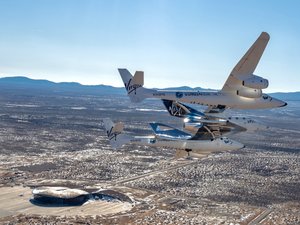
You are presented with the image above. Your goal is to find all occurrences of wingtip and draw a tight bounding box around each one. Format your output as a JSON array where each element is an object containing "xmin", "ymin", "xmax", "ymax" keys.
[{"xmin": 261, "ymin": 32, "xmax": 270, "ymax": 40}]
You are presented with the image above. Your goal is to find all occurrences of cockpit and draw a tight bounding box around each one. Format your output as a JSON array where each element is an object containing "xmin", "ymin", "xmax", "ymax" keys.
[
  {"xmin": 262, "ymin": 94, "xmax": 272, "ymax": 101},
  {"xmin": 220, "ymin": 137, "xmax": 231, "ymax": 144}
]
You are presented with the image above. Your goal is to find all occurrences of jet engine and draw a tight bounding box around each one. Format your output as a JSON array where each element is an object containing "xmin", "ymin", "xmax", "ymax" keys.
[
  {"xmin": 242, "ymin": 75, "xmax": 269, "ymax": 89},
  {"xmin": 237, "ymin": 88, "xmax": 262, "ymax": 98}
]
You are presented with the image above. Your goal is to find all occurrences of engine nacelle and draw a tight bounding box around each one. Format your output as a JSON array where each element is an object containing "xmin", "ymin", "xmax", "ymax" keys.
[
  {"xmin": 237, "ymin": 88, "xmax": 262, "ymax": 98},
  {"xmin": 183, "ymin": 122, "xmax": 202, "ymax": 133},
  {"xmin": 242, "ymin": 75, "xmax": 269, "ymax": 89}
]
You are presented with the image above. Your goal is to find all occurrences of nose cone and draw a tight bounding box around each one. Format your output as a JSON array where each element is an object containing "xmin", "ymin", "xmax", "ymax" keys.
[
  {"xmin": 273, "ymin": 97, "xmax": 287, "ymax": 108},
  {"xmin": 279, "ymin": 102, "xmax": 288, "ymax": 107},
  {"xmin": 232, "ymin": 141, "xmax": 245, "ymax": 150},
  {"xmin": 220, "ymin": 138, "xmax": 245, "ymax": 151}
]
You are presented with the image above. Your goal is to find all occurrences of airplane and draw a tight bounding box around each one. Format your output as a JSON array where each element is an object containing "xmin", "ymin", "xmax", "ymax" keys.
[
  {"xmin": 161, "ymin": 99, "xmax": 268, "ymax": 138},
  {"xmin": 103, "ymin": 118, "xmax": 245, "ymax": 158},
  {"xmin": 118, "ymin": 32, "xmax": 287, "ymax": 113}
]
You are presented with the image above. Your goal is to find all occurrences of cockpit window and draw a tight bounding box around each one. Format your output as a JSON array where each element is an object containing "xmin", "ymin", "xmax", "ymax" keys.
[{"xmin": 263, "ymin": 95, "xmax": 268, "ymax": 100}]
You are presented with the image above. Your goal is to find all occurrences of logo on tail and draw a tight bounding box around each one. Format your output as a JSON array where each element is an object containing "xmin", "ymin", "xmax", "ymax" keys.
[
  {"xmin": 102, "ymin": 118, "xmax": 131, "ymax": 149},
  {"xmin": 124, "ymin": 78, "xmax": 142, "ymax": 95},
  {"xmin": 118, "ymin": 69, "xmax": 147, "ymax": 103},
  {"xmin": 106, "ymin": 126, "xmax": 120, "ymax": 141}
]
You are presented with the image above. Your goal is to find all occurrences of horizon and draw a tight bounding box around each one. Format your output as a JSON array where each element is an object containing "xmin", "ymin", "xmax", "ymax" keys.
[
  {"xmin": 0, "ymin": 1, "xmax": 299, "ymax": 92},
  {"xmin": 0, "ymin": 75, "xmax": 298, "ymax": 93}
]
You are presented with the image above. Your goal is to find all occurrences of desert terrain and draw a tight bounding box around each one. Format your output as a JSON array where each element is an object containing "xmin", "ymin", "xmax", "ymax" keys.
[{"xmin": 0, "ymin": 88, "xmax": 299, "ymax": 224}]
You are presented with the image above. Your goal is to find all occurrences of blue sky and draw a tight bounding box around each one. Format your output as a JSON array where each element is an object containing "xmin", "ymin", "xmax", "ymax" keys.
[{"xmin": 0, "ymin": 0, "xmax": 299, "ymax": 92}]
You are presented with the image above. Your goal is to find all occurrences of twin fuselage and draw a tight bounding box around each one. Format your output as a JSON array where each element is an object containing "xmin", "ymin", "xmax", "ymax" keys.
[{"xmin": 141, "ymin": 88, "xmax": 286, "ymax": 109}]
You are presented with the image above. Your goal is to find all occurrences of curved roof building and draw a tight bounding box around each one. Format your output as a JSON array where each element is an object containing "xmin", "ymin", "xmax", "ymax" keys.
[
  {"xmin": 32, "ymin": 187, "xmax": 90, "ymax": 206},
  {"xmin": 31, "ymin": 186, "xmax": 133, "ymax": 206}
]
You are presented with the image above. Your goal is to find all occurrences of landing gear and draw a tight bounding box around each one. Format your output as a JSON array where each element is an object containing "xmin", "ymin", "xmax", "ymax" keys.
[
  {"xmin": 185, "ymin": 149, "xmax": 192, "ymax": 160},
  {"xmin": 175, "ymin": 149, "xmax": 193, "ymax": 160}
]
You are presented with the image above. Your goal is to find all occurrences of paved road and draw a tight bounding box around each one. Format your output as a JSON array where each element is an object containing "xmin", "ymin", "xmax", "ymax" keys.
[{"xmin": 248, "ymin": 208, "xmax": 273, "ymax": 225}]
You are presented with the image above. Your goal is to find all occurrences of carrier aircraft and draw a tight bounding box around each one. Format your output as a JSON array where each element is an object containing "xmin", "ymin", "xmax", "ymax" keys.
[{"xmin": 118, "ymin": 32, "xmax": 287, "ymax": 113}]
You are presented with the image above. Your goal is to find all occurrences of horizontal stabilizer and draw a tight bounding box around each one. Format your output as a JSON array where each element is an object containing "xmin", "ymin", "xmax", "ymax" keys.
[{"xmin": 110, "ymin": 134, "xmax": 131, "ymax": 149}]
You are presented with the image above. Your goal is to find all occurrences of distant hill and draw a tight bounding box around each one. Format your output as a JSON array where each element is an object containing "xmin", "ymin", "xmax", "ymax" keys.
[
  {"xmin": 269, "ymin": 92, "xmax": 300, "ymax": 101},
  {"xmin": 0, "ymin": 76, "xmax": 125, "ymax": 96},
  {"xmin": 160, "ymin": 86, "xmax": 214, "ymax": 91},
  {"xmin": 0, "ymin": 76, "xmax": 299, "ymax": 100},
  {"xmin": 0, "ymin": 76, "xmax": 212, "ymax": 96}
]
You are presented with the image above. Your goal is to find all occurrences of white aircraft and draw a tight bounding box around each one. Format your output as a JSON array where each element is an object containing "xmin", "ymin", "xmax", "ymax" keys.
[
  {"xmin": 162, "ymin": 100, "xmax": 268, "ymax": 138},
  {"xmin": 103, "ymin": 118, "xmax": 245, "ymax": 158},
  {"xmin": 118, "ymin": 32, "xmax": 287, "ymax": 113}
]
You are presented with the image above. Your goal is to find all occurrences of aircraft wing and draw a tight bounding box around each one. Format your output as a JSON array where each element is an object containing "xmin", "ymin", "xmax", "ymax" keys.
[
  {"xmin": 221, "ymin": 32, "xmax": 270, "ymax": 93},
  {"xmin": 149, "ymin": 123, "xmax": 192, "ymax": 140}
]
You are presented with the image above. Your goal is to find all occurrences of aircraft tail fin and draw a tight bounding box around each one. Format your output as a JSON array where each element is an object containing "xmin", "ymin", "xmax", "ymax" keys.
[
  {"xmin": 102, "ymin": 118, "xmax": 131, "ymax": 149},
  {"xmin": 118, "ymin": 68, "xmax": 147, "ymax": 103}
]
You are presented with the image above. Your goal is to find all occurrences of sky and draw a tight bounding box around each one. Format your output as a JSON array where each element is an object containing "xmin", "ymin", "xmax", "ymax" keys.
[{"xmin": 0, "ymin": 0, "xmax": 299, "ymax": 92}]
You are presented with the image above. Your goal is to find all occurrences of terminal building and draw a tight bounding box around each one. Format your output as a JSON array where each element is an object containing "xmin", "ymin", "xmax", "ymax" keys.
[
  {"xmin": 32, "ymin": 187, "xmax": 90, "ymax": 206},
  {"xmin": 31, "ymin": 186, "xmax": 132, "ymax": 206}
]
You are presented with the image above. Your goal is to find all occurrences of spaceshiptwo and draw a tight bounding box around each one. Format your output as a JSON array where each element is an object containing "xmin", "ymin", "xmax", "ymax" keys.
[
  {"xmin": 103, "ymin": 118, "xmax": 245, "ymax": 158},
  {"xmin": 104, "ymin": 32, "xmax": 286, "ymax": 158}
]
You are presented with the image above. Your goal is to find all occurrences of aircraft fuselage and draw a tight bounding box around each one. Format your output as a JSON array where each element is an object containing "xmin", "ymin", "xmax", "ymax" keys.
[
  {"xmin": 141, "ymin": 88, "xmax": 286, "ymax": 109},
  {"xmin": 131, "ymin": 136, "xmax": 244, "ymax": 153}
]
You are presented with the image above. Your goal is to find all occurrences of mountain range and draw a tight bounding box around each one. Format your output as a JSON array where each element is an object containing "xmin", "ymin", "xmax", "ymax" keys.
[{"xmin": 0, "ymin": 76, "xmax": 299, "ymax": 100}]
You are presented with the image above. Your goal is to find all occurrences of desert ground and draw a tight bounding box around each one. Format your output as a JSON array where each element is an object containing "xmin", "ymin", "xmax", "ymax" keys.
[{"xmin": 0, "ymin": 91, "xmax": 299, "ymax": 224}]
